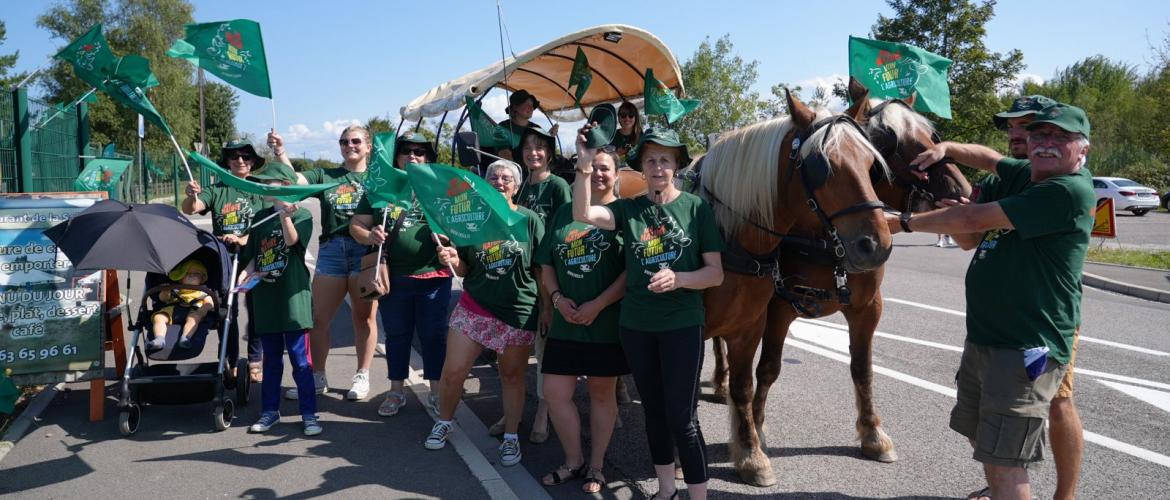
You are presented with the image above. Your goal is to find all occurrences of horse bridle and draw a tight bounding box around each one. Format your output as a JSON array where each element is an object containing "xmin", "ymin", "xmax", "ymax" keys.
[{"xmin": 865, "ymin": 99, "xmax": 951, "ymax": 213}]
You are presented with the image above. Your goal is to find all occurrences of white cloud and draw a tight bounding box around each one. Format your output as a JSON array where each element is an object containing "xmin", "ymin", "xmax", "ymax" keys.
[
  {"xmin": 323, "ymin": 119, "xmax": 363, "ymax": 136},
  {"xmin": 257, "ymin": 118, "xmax": 363, "ymax": 161},
  {"xmin": 794, "ymin": 73, "xmax": 848, "ymax": 112}
]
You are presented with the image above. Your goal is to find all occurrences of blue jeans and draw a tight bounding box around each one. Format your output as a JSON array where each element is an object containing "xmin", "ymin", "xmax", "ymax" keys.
[
  {"xmin": 261, "ymin": 330, "xmax": 316, "ymax": 417},
  {"xmin": 378, "ymin": 275, "xmax": 452, "ymax": 381},
  {"xmin": 315, "ymin": 235, "xmax": 366, "ymax": 277}
]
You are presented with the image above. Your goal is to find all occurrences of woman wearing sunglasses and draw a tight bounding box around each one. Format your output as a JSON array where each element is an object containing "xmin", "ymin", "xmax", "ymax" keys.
[
  {"xmin": 349, "ymin": 133, "xmax": 452, "ymax": 418},
  {"xmin": 611, "ymin": 101, "xmax": 643, "ymax": 161},
  {"xmin": 269, "ymin": 126, "xmax": 379, "ymax": 403}
]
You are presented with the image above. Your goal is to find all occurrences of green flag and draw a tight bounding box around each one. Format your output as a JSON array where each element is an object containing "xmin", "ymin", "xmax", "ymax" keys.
[
  {"xmin": 187, "ymin": 151, "xmax": 340, "ymax": 203},
  {"xmin": 74, "ymin": 158, "xmax": 132, "ymax": 193},
  {"xmin": 167, "ymin": 19, "xmax": 272, "ymax": 98},
  {"xmin": 0, "ymin": 371, "xmax": 18, "ymax": 414},
  {"xmin": 102, "ymin": 55, "xmax": 173, "ymax": 135},
  {"xmin": 848, "ymin": 36, "xmax": 953, "ymax": 119},
  {"xmin": 364, "ymin": 132, "xmax": 412, "ymax": 209},
  {"xmin": 407, "ymin": 163, "xmax": 528, "ymax": 246},
  {"xmin": 54, "ymin": 24, "xmax": 117, "ymax": 90},
  {"xmin": 643, "ymin": 68, "xmax": 700, "ymax": 124},
  {"xmin": 568, "ymin": 47, "xmax": 592, "ymax": 103},
  {"xmin": 465, "ymin": 96, "xmax": 520, "ymax": 149}
]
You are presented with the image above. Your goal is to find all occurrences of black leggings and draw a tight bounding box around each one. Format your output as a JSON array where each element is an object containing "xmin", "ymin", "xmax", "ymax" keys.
[
  {"xmin": 620, "ymin": 325, "xmax": 708, "ymax": 484},
  {"xmin": 225, "ymin": 292, "xmax": 260, "ymax": 363}
]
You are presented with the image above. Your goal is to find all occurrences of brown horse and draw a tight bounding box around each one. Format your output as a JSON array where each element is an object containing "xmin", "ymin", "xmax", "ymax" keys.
[
  {"xmin": 695, "ymin": 89, "xmax": 895, "ymax": 486},
  {"xmin": 705, "ymin": 80, "xmax": 971, "ymax": 486}
]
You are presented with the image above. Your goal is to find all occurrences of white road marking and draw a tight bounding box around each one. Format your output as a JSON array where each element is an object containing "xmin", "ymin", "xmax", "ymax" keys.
[
  {"xmin": 786, "ymin": 322, "xmax": 1170, "ymax": 469},
  {"xmin": 799, "ymin": 318, "xmax": 964, "ymax": 353},
  {"xmin": 1098, "ymin": 380, "xmax": 1170, "ymax": 414},
  {"xmin": 883, "ymin": 296, "xmax": 1169, "ymax": 357}
]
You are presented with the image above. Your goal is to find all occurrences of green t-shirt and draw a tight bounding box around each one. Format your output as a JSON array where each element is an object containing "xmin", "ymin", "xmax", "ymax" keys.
[
  {"xmin": 964, "ymin": 158, "xmax": 1095, "ymax": 364},
  {"xmin": 516, "ymin": 174, "xmax": 571, "ymax": 224},
  {"xmin": 196, "ymin": 182, "xmax": 268, "ymax": 236},
  {"xmin": 607, "ymin": 192, "xmax": 724, "ymax": 331},
  {"xmin": 535, "ymin": 206, "xmax": 624, "ymax": 343},
  {"xmin": 355, "ymin": 194, "xmax": 443, "ymax": 277},
  {"xmin": 302, "ymin": 167, "xmax": 367, "ymax": 239},
  {"xmin": 242, "ymin": 207, "xmax": 315, "ymax": 334},
  {"xmin": 457, "ymin": 206, "xmax": 545, "ymax": 330}
]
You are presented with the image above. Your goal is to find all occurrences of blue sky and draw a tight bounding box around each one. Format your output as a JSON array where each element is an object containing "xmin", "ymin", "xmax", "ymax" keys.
[{"xmin": 5, "ymin": 0, "xmax": 1168, "ymax": 160}]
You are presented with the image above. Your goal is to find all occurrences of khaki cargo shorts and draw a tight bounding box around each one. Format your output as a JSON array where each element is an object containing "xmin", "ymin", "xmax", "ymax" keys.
[
  {"xmin": 1055, "ymin": 329, "xmax": 1079, "ymax": 399},
  {"xmin": 949, "ymin": 341, "xmax": 1067, "ymax": 468}
]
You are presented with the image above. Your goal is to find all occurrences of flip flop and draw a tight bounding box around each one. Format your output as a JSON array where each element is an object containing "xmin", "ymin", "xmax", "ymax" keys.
[
  {"xmin": 966, "ymin": 486, "xmax": 992, "ymax": 500},
  {"xmin": 249, "ymin": 361, "xmax": 263, "ymax": 383}
]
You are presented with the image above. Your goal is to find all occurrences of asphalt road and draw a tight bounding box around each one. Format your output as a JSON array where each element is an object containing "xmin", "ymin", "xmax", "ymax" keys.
[{"xmin": 1107, "ymin": 209, "xmax": 1170, "ymax": 249}]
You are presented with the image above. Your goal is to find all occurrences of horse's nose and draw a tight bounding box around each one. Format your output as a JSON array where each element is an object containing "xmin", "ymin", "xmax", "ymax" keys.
[{"xmin": 857, "ymin": 235, "xmax": 877, "ymax": 256}]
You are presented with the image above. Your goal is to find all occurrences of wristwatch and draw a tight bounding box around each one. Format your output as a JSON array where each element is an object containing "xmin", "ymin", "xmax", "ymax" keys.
[{"xmin": 899, "ymin": 211, "xmax": 913, "ymax": 233}]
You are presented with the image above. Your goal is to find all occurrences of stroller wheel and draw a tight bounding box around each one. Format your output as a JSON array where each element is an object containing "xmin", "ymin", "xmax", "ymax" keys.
[
  {"xmin": 235, "ymin": 358, "xmax": 251, "ymax": 406},
  {"xmin": 213, "ymin": 399, "xmax": 234, "ymax": 431},
  {"xmin": 118, "ymin": 404, "xmax": 141, "ymax": 436}
]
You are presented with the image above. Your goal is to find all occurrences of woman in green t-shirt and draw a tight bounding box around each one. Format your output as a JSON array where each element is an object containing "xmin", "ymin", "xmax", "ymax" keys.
[
  {"xmin": 534, "ymin": 146, "xmax": 628, "ymax": 493},
  {"xmin": 424, "ymin": 160, "xmax": 545, "ymax": 470},
  {"xmin": 611, "ymin": 101, "xmax": 642, "ymax": 162},
  {"xmin": 269, "ymin": 127, "xmax": 379, "ymax": 403},
  {"xmin": 349, "ymin": 133, "xmax": 452, "ymax": 418},
  {"xmin": 513, "ymin": 125, "xmax": 570, "ymax": 442},
  {"xmin": 571, "ymin": 126, "xmax": 724, "ymax": 500}
]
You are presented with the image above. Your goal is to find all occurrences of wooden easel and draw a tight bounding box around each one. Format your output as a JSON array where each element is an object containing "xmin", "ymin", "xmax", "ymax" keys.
[{"xmin": 90, "ymin": 268, "xmax": 127, "ymax": 422}]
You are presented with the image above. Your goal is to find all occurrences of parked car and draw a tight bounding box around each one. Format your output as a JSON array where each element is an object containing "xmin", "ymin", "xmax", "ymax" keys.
[
  {"xmin": 1161, "ymin": 191, "xmax": 1170, "ymax": 211},
  {"xmin": 1092, "ymin": 177, "xmax": 1160, "ymax": 216}
]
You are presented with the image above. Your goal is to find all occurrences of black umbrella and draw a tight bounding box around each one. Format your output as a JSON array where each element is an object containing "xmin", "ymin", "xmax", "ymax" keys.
[{"xmin": 43, "ymin": 200, "xmax": 208, "ymax": 275}]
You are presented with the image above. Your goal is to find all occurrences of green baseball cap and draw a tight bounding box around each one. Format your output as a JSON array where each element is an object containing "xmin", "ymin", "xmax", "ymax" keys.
[
  {"xmin": 396, "ymin": 132, "xmax": 437, "ymax": 160},
  {"xmin": 1025, "ymin": 103, "xmax": 1091, "ymax": 141},
  {"xmin": 220, "ymin": 140, "xmax": 266, "ymax": 168},
  {"xmin": 247, "ymin": 162, "xmax": 298, "ymax": 184},
  {"xmin": 993, "ymin": 95, "xmax": 1057, "ymax": 130},
  {"xmin": 628, "ymin": 127, "xmax": 692, "ymax": 171}
]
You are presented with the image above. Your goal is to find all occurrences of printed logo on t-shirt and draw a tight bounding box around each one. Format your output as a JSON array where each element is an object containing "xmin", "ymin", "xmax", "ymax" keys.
[
  {"xmin": 255, "ymin": 225, "xmax": 290, "ymax": 282},
  {"xmin": 475, "ymin": 239, "xmax": 523, "ymax": 279},
  {"xmin": 215, "ymin": 197, "xmax": 254, "ymax": 234},
  {"xmin": 630, "ymin": 211, "xmax": 691, "ymax": 276},
  {"xmin": 328, "ymin": 181, "xmax": 365, "ymax": 215},
  {"xmin": 520, "ymin": 191, "xmax": 552, "ymax": 222},
  {"xmin": 555, "ymin": 226, "xmax": 611, "ymax": 279},
  {"xmin": 388, "ymin": 203, "xmax": 425, "ymax": 230},
  {"xmin": 975, "ymin": 228, "xmax": 1012, "ymax": 260}
]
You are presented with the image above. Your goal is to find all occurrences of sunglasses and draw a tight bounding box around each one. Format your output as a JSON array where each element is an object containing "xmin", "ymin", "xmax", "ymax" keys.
[
  {"xmin": 227, "ymin": 153, "xmax": 254, "ymax": 161},
  {"xmin": 338, "ymin": 138, "xmax": 364, "ymax": 146},
  {"xmin": 619, "ymin": 113, "xmax": 636, "ymax": 119},
  {"xmin": 399, "ymin": 147, "xmax": 429, "ymax": 157}
]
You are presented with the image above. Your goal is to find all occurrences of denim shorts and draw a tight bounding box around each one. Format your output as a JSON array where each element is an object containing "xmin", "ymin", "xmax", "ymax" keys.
[{"xmin": 315, "ymin": 235, "xmax": 366, "ymax": 277}]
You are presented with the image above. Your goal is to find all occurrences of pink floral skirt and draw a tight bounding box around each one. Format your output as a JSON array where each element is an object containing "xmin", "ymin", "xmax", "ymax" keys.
[{"xmin": 449, "ymin": 293, "xmax": 535, "ymax": 353}]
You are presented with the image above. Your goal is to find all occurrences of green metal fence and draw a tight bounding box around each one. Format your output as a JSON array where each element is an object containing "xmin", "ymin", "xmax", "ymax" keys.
[{"xmin": 1, "ymin": 91, "xmax": 19, "ymax": 193}]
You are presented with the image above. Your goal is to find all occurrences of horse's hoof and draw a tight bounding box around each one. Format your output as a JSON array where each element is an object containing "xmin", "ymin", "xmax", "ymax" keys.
[
  {"xmin": 737, "ymin": 465, "xmax": 777, "ymax": 487},
  {"xmin": 862, "ymin": 446, "xmax": 898, "ymax": 463}
]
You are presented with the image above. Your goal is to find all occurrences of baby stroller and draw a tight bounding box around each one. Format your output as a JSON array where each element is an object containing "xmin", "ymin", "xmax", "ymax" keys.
[{"xmin": 116, "ymin": 232, "xmax": 251, "ymax": 435}]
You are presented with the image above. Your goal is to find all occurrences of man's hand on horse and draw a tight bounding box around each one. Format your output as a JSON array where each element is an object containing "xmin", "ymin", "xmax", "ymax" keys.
[{"xmin": 910, "ymin": 143, "xmax": 949, "ymax": 181}]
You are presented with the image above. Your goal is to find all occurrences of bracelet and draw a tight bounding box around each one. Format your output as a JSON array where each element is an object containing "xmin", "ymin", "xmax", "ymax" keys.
[
  {"xmin": 552, "ymin": 294, "xmax": 562, "ymax": 308},
  {"xmin": 576, "ymin": 168, "xmax": 593, "ymax": 175}
]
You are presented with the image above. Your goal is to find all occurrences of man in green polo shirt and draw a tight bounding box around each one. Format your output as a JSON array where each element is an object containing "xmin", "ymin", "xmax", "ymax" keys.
[{"xmin": 885, "ymin": 103, "xmax": 1095, "ymax": 500}]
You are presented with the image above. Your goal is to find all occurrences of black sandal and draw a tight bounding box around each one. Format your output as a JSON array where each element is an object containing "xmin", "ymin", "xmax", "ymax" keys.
[
  {"xmin": 582, "ymin": 467, "xmax": 606, "ymax": 493},
  {"xmin": 541, "ymin": 463, "xmax": 587, "ymax": 486}
]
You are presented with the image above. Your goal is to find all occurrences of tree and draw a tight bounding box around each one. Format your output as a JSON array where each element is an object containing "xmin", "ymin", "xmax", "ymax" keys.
[
  {"xmin": 676, "ymin": 35, "xmax": 764, "ymax": 152},
  {"xmin": 0, "ymin": 20, "xmax": 27, "ymax": 89},
  {"xmin": 865, "ymin": 0, "xmax": 1025, "ymax": 145},
  {"xmin": 37, "ymin": 0, "xmax": 197, "ymax": 155},
  {"xmin": 199, "ymin": 81, "xmax": 239, "ymax": 152}
]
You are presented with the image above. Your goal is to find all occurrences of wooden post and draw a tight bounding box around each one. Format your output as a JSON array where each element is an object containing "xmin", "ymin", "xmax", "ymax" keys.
[{"xmin": 91, "ymin": 269, "xmax": 127, "ymax": 422}]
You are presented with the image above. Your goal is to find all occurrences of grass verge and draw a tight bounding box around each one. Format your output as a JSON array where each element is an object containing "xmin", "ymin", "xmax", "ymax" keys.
[{"xmin": 1086, "ymin": 247, "xmax": 1170, "ymax": 270}]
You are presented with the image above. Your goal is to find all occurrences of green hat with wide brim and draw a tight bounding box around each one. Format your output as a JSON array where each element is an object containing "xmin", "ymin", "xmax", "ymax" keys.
[
  {"xmin": 396, "ymin": 132, "xmax": 437, "ymax": 161},
  {"xmin": 993, "ymin": 95, "xmax": 1058, "ymax": 130},
  {"xmin": 1025, "ymin": 103, "xmax": 1091, "ymax": 141},
  {"xmin": 247, "ymin": 162, "xmax": 298, "ymax": 184},
  {"xmin": 219, "ymin": 140, "xmax": 266, "ymax": 169},
  {"xmin": 520, "ymin": 126, "xmax": 556, "ymax": 151},
  {"xmin": 628, "ymin": 127, "xmax": 691, "ymax": 171},
  {"xmin": 584, "ymin": 104, "xmax": 618, "ymax": 149}
]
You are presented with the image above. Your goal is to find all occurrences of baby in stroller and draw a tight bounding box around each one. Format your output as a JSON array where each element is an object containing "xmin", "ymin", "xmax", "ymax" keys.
[{"xmin": 148, "ymin": 259, "xmax": 215, "ymax": 350}]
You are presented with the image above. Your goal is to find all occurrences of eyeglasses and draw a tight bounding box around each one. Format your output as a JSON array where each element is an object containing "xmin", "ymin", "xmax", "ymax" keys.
[
  {"xmin": 486, "ymin": 175, "xmax": 516, "ymax": 184},
  {"xmin": 338, "ymin": 138, "xmax": 364, "ymax": 146},
  {"xmin": 399, "ymin": 147, "xmax": 429, "ymax": 157},
  {"xmin": 1027, "ymin": 131, "xmax": 1078, "ymax": 144},
  {"xmin": 227, "ymin": 154, "xmax": 254, "ymax": 161},
  {"xmin": 619, "ymin": 113, "xmax": 636, "ymax": 119}
]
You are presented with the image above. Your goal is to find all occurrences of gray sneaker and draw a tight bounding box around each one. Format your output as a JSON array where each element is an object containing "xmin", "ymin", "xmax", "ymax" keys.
[
  {"xmin": 249, "ymin": 411, "xmax": 280, "ymax": 433},
  {"xmin": 499, "ymin": 437, "xmax": 522, "ymax": 466},
  {"xmin": 285, "ymin": 372, "xmax": 328, "ymax": 400},
  {"xmin": 378, "ymin": 391, "xmax": 406, "ymax": 417},
  {"xmin": 302, "ymin": 415, "xmax": 323, "ymax": 436},
  {"xmin": 425, "ymin": 421, "xmax": 453, "ymax": 450}
]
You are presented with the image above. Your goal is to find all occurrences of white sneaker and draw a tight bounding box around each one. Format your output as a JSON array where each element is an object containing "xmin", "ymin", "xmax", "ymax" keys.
[
  {"xmin": 499, "ymin": 437, "xmax": 522, "ymax": 466},
  {"xmin": 425, "ymin": 421, "xmax": 453, "ymax": 450},
  {"xmin": 346, "ymin": 371, "xmax": 370, "ymax": 400},
  {"xmin": 375, "ymin": 342, "xmax": 386, "ymax": 355},
  {"xmin": 285, "ymin": 372, "xmax": 328, "ymax": 400}
]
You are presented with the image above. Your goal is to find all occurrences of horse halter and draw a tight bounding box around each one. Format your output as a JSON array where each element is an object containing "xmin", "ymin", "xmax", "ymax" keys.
[{"xmin": 864, "ymin": 99, "xmax": 949, "ymax": 213}]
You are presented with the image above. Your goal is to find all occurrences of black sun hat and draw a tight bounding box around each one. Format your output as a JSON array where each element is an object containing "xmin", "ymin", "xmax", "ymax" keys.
[{"xmin": 219, "ymin": 140, "xmax": 266, "ymax": 169}]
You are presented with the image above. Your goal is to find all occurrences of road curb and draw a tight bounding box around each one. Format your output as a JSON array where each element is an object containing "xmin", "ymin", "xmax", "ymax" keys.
[
  {"xmin": 0, "ymin": 382, "xmax": 64, "ymax": 465},
  {"xmin": 1083, "ymin": 272, "xmax": 1170, "ymax": 304}
]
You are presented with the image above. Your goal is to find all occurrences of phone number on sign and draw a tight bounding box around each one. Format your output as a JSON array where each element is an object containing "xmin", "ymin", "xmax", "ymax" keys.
[{"xmin": 0, "ymin": 344, "xmax": 80, "ymax": 364}]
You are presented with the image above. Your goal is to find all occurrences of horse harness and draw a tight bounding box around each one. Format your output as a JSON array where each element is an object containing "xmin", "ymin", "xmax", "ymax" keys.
[
  {"xmin": 865, "ymin": 99, "xmax": 951, "ymax": 214},
  {"xmin": 695, "ymin": 114, "xmax": 886, "ymax": 317}
]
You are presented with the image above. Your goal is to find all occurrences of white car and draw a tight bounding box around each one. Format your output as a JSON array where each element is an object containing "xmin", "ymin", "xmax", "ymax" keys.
[{"xmin": 1092, "ymin": 177, "xmax": 1160, "ymax": 216}]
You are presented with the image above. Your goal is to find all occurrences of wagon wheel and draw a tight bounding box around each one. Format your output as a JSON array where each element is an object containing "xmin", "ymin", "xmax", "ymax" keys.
[
  {"xmin": 118, "ymin": 404, "xmax": 141, "ymax": 436},
  {"xmin": 212, "ymin": 398, "xmax": 234, "ymax": 431}
]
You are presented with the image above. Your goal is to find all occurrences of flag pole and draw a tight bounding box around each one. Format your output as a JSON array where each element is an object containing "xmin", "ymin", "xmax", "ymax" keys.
[
  {"xmin": 14, "ymin": 59, "xmax": 51, "ymax": 89},
  {"xmin": 35, "ymin": 88, "xmax": 97, "ymax": 128},
  {"xmin": 166, "ymin": 133, "xmax": 196, "ymax": 182},
  {"xmin": 467, "ymin": 146, "xmax": 507, "ymax": 163},
  {"xmin": 373, "ymin": 207, "xmax": 389, "ymax": 281},
  {"xmin": 270, "ymin": 98, "xmax": 277, "ymax": 133},
  {"xmin": 431, "ymin": 231, "xmax": 460, "ymax": 278}
]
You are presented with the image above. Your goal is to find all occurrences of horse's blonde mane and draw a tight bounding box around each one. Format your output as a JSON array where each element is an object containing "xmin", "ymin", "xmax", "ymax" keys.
[
  {"xmin": 700, "ymin": 110, "xmax": 887, "ymax": 234},
  {"xmin": 867, "ymin": 98, "xmax": 937, "ymax": 148}
]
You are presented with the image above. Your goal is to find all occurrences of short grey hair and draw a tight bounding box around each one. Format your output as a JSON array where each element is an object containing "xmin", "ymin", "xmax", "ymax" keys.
[{"xmin": 485, "ymin": 159, "xmax": 522, "ymax": 183}]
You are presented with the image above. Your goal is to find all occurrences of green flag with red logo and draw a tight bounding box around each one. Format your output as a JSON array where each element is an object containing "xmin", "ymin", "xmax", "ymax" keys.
[
  {"xmin": 848, "ymin": 36, "xmax": 953, "ymax": 119},
  {"xmin": 364, "ymin": 132, "xmax": 412, "ymax": 209},
  {"xmin": 643, "ymin": 68, "xmax": 700, "ymax": 124},
  {"xmin": 465, "ymin": 96, "xmax": 520, "ymax": 150},
  {"xmin": 187, "ymin": 151, "xmax": 340, "ymax": 203},
  {"xmin": 568, "ymin": 47, "xmax": 592, "ymax": 103},
  {"xmin": 407, "ymin": 163, "xmax": 528, "ymax": 246},
  {"xmin": 54, "ymin": 24, "xmax": 117, "ymax": 90},
  {"xmin": 167, "ymin": 19, "xmax": 272, "ymax": 98}
]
